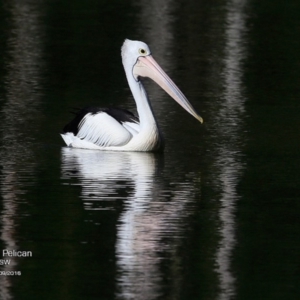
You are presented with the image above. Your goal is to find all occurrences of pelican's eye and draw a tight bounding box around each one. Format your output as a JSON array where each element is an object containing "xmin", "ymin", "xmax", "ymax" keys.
[{"xmin": 138, "ymin": 48, "xmax": 147, "ymax": 55}]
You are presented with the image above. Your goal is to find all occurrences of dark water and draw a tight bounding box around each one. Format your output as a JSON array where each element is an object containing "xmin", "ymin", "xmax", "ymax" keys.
[{"xmin": 0, "ymin": 0, "xmax": 300, "ymax": 299}]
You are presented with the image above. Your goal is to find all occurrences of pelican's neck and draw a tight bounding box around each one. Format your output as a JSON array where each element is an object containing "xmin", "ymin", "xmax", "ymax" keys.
[{"xmin": 126, "ymin": 70, "xmax": 158, "ymax": 132}]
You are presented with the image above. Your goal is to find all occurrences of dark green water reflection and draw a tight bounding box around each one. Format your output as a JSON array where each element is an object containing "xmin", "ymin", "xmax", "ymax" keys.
[{"xmin": 0, "ymin": 0, "xmax": 300, "ymax": 299}]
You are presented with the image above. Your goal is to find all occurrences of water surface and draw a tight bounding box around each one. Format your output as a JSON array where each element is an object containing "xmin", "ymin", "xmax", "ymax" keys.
[{"xmin": 0, "ymin": 0, "xmax": 300, "ymax": 299}]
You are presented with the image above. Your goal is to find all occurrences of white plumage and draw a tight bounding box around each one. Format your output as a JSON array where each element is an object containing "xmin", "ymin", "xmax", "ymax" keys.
[
  {"xmin": 77, "ymin": 113, "xmax": 133, "ymax": 147},
  {"xmin": 61, "ymin": 39, "xmax": 203, "ymax": 152}
]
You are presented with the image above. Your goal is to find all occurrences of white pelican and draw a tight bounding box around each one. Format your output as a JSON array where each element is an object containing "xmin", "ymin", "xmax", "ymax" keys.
[{"xmin": 61, "ymin": 39, "xmax": 203, "ymax": 152}]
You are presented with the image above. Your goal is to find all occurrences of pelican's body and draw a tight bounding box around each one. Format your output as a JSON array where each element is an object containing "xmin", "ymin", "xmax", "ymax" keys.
[{"xmin": 61, "ymin": 39, "xmax": 203, "ymax": 152}]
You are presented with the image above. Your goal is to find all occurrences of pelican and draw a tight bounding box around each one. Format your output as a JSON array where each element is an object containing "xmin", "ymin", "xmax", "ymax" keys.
[{"xmin": 61, "ymin": 39, "xmax": 203, "ymax": 152}]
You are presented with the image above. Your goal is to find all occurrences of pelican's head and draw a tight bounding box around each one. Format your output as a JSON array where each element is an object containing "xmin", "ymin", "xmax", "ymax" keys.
[
  {"xmin": 121, "ymin": 39, "xmax": 203, "ymax": 124},
  {"xmin": 121, "ymin": 39, "xmax": 151, "ymax": 67}
]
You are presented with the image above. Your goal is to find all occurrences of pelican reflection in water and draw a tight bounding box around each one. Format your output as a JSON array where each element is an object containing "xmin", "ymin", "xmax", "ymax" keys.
[{"xmin": 61, "ymin": 148, "xmax": 199, "ymax": 299}]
